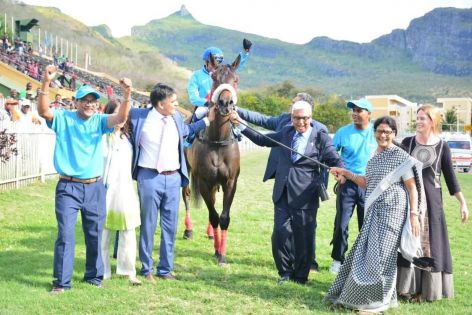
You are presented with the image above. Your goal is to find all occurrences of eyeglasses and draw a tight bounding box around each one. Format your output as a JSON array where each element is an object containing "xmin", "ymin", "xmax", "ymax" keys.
[
  {"xmin": 292, "ymin": 116, "xmax": 311, "ymax": 122},
  {"xmin": 375, "ymin": 129, "xmax": 394, "ymax": 135},
  {"xmin": 215, "ymin": 56, "xmax": 224, "ymax": 64},
  {"xmin": 79, "ymin": 99, "xmax": 97, "ymax": 105}
]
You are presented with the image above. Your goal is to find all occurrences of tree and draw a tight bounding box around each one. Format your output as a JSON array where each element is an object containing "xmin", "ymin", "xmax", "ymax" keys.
[
  {"xmin": 442, "ymin": 109, "xmax": 457, "ymax": 132},
  {"xmin": 313, "ymin": 94, "xmax": 351, "ymax": 133}
]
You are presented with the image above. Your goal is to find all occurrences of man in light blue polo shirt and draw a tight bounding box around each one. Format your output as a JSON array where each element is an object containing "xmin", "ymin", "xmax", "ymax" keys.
[
  {"xmin": 329, "ymin": 99, "xmax": 377, "ymax": 273},
  {"xmin": 38, "ymin": 65, "xmax": 132, "ymax": 293}
]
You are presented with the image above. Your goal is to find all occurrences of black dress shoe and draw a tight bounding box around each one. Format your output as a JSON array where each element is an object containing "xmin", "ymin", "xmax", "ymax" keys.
[
  {"xmin": 157, "ymin": 273, "xmax": 177, "ymax": 280},
  {"xmin": 277, "ymin": 276, "xmax": 291, "ymax": 285}
]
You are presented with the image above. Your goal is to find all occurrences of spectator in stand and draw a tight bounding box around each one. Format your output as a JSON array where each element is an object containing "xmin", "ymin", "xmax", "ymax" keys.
[
  {"xmin": 1, "ymin": 33, "xmax": 7, "ymax": 50},
  {"xmin": 18, "ymin": 99, "xmax": 41, "ymax": 125},
  {"xmin": 70, "ymin": 72, "xmax": 77, "ymax": 91},
  {"xmin": 10, "ymin": 89, "xmax": 19, "ymax": 100},
  {"xmin": 106, "ymin": 85, "xmax": 113, "ymax": 99},
  {"xmin": 4, "ymin": 98, "xmax": 20, "ymax": 122},
  {"xmin": 50, "ymin": 94, "xmax": 62, "ymax": 110}
]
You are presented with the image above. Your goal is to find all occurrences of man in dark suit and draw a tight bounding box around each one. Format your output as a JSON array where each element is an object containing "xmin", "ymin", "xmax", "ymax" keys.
[
  {"xmin": 232, "ymin": 101, "xmax": 342, "ymax": 284},
  {"xmin": 236, "ymin": 92, "xmax": 328, "ymax": 272},
  {"xmin": 129, "ymin": 83, "xmax": 215, "ymax": 283}
]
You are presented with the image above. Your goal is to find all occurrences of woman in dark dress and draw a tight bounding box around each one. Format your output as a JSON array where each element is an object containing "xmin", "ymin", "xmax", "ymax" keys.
[{"xmin": 397, "ymin": 104, "xmax": 469, "ymax": 301}]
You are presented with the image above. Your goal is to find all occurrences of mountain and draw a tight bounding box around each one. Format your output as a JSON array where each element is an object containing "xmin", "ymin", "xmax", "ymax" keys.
[
  {"xmin": 1, "ymin": 1, "xmax": 471, "ymax": 103},
  {"xmin": 130, "ymin": 6, "xmax": 472, "ymax": 102}
]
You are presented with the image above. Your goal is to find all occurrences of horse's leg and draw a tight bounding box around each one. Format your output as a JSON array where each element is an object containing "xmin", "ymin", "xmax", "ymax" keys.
[
  {"xmin": 199, "ymin": 182, "xmax": 220, "ymax": 258},
  {"xmin": 218, "ymin": 178, "xmax": 238, "ymax": 266},
  {"xmin": 206, "ymin": 223, "xmax": 214, "ymax": 240},
  {"xmin": 181, "ymin": 186, "xmax": 193, "ymax": 239}
]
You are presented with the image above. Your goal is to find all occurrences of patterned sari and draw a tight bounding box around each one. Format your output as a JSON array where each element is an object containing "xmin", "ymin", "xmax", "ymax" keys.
[{"xmin": 325, "ymin": 145, "xmax": 423, "ymax": 312}]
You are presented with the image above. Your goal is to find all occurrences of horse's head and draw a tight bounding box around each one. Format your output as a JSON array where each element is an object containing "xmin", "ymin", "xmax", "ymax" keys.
[
  {"xmin": 211, "ymin": 83, "xmax": 237, "ymax": 116},
  {"xmin": 208, "ymin": 53, "xmax": 241, "ymax": 117}
]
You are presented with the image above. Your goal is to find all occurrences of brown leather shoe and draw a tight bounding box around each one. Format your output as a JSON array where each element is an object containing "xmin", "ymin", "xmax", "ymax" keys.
[
  {"xmin": 157, "ymin": 273, "xmax": 176, "ymax": 280},
  {"xmin": 49, "ymin": 286, "xmax": 69, "ymax": 294},
  {"xmin": 145, "ymin": 274, "xmax": 156, "ymax": 284},
  {"xmin": 128, "ymin": 276, "xmax": 142, "ymax": 286}
]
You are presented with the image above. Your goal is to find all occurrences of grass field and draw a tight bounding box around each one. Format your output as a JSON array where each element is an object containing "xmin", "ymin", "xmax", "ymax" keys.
[{"xmin": 0, "ymin": 150, "xmax": 471, "ymax": 314}]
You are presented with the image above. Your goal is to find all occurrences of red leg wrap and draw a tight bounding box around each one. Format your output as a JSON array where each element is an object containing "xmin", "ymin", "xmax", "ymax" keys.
[{"xmin": 220, "ymin": 230, "xmax": 227, "ymax": 257}]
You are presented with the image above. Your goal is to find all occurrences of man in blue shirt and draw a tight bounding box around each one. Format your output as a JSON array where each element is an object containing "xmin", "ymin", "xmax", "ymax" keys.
[
  {"xmin": 329, "ymin": 99, "xmax": 377, "ymax": 273},
  {"xmin": 38, "ymin": 65, "xmax": 132, "ymax": 293}
]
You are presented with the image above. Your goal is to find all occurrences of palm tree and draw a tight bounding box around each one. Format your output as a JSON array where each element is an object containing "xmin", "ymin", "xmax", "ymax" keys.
[{"xmin": 442, "ymin": 109, "xmax": 457, "ymax": 132}]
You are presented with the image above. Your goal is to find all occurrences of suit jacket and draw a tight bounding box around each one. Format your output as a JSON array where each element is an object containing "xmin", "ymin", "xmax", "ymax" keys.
[
  {"xmin": 242, "ymin": 124, "xmax": 342, "ymax": 209},
  {"xmin": 237, "ymin": 108, "xmax": 328, "ymax": 182},
  {"xmin": 129, "ymin": 108, "xmax": 207, "ymax": 186}
]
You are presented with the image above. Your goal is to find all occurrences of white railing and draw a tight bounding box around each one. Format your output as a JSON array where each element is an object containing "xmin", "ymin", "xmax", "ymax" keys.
[
  {"xmin": 0, "ymin": 129, "xmax": 56, "ymax": 190},
  {"xmin": 0, "ymin": 129, "xmax": 266, "ymax": 190}
]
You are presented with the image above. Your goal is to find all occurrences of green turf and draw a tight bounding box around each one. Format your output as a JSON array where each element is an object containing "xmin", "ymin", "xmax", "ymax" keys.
[{"xmin": 0, "ymin": 150, "xmax": 471, "ymax": 314}]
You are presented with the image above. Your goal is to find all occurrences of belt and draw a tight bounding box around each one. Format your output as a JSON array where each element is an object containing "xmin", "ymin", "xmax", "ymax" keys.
[
  {"xmin": 60, "ymin": 175, "xmax": 101, "ymax": 184},
  {"xmin": 139, "ymin": 167, "xmax": 178, "ymax": 175}
]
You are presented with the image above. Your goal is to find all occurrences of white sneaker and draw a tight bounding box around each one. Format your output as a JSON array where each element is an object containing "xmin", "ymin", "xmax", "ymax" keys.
[{"xmin": 330, "ymin": 260, "xmax": 341, "ymax": 274}]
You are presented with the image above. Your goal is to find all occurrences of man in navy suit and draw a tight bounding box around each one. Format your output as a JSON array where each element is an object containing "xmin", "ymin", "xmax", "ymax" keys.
[
  {"xmin": 232, "ymin": 101, "xmax": 342, "ymax": 284},
  {"xmin": 129, "ymin": 83, "xmax": 215, "ymax": 283},
  {"xmin": 236, "ymin": 93, "xmax": 328, "ymax": 272}
]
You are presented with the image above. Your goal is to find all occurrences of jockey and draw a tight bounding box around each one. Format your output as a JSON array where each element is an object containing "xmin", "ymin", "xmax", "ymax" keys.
[{"xmin": 185, "ymin": 39, "xmax": 252, "ymax": 147}]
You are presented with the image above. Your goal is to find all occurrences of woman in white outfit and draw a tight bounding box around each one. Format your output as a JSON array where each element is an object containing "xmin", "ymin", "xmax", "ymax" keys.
[{"xmin": 101, "ymin": 100, "xmax": 141, "ymax": 285}]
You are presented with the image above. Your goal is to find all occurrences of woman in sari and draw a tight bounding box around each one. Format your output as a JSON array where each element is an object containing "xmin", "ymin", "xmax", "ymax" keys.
[
  {"xmin": 397, "ymin": 105, "xmax": 469, "ymax": 302},
  {"xmin": 326, "ymin": 116, "xmax": 423, "ymax": 313}
]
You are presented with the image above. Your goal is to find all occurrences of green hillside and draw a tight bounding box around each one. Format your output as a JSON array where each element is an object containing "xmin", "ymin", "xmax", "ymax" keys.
[
  {"xmin": 1, "ymin": 1, "xmax": 471, "ymax": 103},
  {"xmin": 0, "ymin": 0, "xmax": 190, "ymax": 93},
  {"xmin": 130, "ymin": 7, "xmax": 472, "ymax": 103}
]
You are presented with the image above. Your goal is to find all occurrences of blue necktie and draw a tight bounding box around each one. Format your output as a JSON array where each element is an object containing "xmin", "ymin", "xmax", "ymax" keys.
[{"xmin": 291, "ymin": 132, "xmax": 302, "ymax": 163}]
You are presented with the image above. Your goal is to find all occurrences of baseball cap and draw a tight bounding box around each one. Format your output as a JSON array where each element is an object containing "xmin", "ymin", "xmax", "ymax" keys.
[
  {"xmin": 347, "ymin": 99, "xmax": 372, "ymax": 113},
  {"xmin": 75, "ymin": 85, "xmax": 100, "ymax": 100}
]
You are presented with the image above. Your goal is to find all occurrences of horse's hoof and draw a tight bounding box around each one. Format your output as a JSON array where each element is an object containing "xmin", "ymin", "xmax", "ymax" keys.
[
  {"xmin": 214, "ymin": 251, "xmax": 221, "ymax": 258},
  {"xmin": 183, "ymin": 230, "xmax": 193, "ymax": 240},
  {"xmin": 208, "ymin": 235, "xmax": 214, "ymax": 240}
]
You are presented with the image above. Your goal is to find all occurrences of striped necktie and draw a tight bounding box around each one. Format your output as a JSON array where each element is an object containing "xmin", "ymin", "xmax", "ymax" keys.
[{"xmin": 291, "ymin": 132, "xmax": 302, "ymax": 163}]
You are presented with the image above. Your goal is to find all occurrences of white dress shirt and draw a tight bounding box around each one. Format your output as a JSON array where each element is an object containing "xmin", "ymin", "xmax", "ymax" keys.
[{"xmin": 138, "ymin": 107, "xmax": 180, "ymax": 172}]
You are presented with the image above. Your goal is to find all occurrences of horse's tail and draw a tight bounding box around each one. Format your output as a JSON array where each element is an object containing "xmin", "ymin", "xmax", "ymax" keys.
[{"xmin": 190, "ymin": 173, "xmax": 202, "ymax": 207}]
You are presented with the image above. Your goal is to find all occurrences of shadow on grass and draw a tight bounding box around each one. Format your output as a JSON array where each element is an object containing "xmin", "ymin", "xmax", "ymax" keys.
[
  {"xmin": 0, "ymin": 224, "xmax": 90, "ymax": 291},
  {"xmin": 174, "ymin": 247, "xmax": 341, "ymax": 313}
]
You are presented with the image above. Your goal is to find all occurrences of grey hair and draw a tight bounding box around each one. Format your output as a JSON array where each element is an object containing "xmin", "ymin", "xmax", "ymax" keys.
[
  {"xmin": 296, "ymin": 92, "xmax": 314, "ymax": 106},
  {"xmin": 291, "ymin": 101, "xmax": 312, "ymax": 114}
]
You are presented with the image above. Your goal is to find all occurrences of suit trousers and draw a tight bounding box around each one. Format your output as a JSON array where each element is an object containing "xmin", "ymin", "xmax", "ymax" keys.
[
  {"xmin": 53, "ymin": 179, "xmax": 106, "ymax": 288},
  {"xmin": 330, "ymin": 179, "xmax": 365, "ymax": 263},
  {"xmin": 137, "ymin": 167, "xmax": 180, "ymax": 277},
  {"xmin": 272, "ymin": 191, "xmax": 316, "ymax": 283}
]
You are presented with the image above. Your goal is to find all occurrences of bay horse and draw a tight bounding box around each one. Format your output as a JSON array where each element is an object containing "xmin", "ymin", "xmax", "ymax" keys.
[{"xmin": 182, "ymin": 54, "xmax": 241, "ymax": 265}]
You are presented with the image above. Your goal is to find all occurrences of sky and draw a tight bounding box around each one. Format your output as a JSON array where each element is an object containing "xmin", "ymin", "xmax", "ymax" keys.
[{"xmin": 22, "ymin": 0, "xmax": 472, "ymax": 44}]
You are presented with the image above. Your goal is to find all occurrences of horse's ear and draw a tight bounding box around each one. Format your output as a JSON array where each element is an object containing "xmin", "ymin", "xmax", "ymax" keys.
[{"xmin": 231, "ymin": 54, "xmax": 241, "ymax": 71}]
